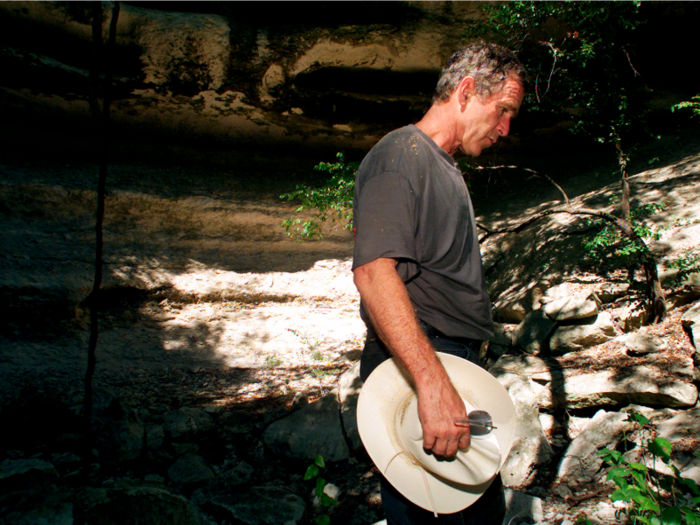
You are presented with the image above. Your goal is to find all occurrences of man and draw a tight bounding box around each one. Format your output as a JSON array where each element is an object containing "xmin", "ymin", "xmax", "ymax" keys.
[{"xmin": 352, "ymin": 43, "xmax": 526, "ymax": 524}]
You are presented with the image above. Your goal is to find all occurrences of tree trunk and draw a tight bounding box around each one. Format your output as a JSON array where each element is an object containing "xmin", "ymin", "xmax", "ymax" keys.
[{"xmin": 84, "ymin": 0, "xmax": 120, "ymax": 467}]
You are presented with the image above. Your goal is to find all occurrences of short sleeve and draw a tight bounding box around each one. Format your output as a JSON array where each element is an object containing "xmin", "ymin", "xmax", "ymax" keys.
[{"xmin": 352, "ymin": 171, "xmax": 421, "ymax": 282}]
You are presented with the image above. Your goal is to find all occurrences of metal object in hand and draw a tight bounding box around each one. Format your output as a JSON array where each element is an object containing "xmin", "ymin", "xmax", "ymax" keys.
[{"xmin": 453, "ymin": 410, "xmax": 496, "ymax": 436}]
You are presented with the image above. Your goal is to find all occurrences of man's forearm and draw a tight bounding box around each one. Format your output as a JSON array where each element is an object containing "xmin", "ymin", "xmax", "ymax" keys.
[
  {"xmin": 353, "ymin": 258, "xmax": 444, "ymax": 389},
  {"xmin": 353, "ymin": 257, "xmax": 470, "ymax": 457}
]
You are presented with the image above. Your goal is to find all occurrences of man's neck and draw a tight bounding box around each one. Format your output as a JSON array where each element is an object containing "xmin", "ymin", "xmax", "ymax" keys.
[{"xmin": 415, "ymin": 102, "xmax": 459, "ymax": 156}]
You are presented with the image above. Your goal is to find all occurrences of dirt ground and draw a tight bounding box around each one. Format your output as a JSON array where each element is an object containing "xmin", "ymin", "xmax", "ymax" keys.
[{"xmin": 1, "ymin": 124, "xmax": 699, "ymax": 523}]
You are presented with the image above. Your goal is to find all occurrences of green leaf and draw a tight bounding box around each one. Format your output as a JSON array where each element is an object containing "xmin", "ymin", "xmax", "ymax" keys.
[
  {"xmin": 630, "ymin": 462, "xmax": 649, "ymax": 472},
  {"xmin": 659, "ymin": 506, "xmax": 683, "ymax": 525},
  {"xmin": 679, "ymin": 476, "xmax": 700, "ymax": 496},
  {"xmin": 682, "ymin": 508, "xmax": 700, "ymax": 525},
  {"xmin": 316, "ymin": 515, "xmax": 331, "ymax": 525},
  {"xmin": 627, "ymin": 412, "xmax": 650, "ymax": 426},
  {"xmin": 648, "ymin": 437, "xmax": 672, "ymax": 463},
  {"xmin": 321, "ymin": 493, "xmax": 338, "ymax": 507},
  {"xmin": 304, "ymin": 464, "xmax": 319, "ymax": 480},
  {"xmin": 316, "ymin": 477, "xmax": 326, "ymax": 499},
  {"xmin": 611, "ymin": 488, "xmax": 631, "ymax": 503},
  {"xmin": 315, "ymin": 455, "xmax": 326, "ymax": 468}
]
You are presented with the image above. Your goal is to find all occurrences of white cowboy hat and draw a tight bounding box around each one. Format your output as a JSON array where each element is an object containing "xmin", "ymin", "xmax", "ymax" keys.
[{"xmin": 357, "ymin": 352, "xmax": 516, "ymax": 515}]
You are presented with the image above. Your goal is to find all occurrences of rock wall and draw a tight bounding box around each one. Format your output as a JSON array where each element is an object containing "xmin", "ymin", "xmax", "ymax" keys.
[{"xmin": 0, "ymin": 1, "xmax": 485, "ymax": 160}]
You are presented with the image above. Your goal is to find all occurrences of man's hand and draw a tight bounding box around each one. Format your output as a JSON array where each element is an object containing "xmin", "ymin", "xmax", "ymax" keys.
[
  {"xmin": 353, "ymin": 257, "xmax": 471, "ymax": 459},
  {"xmin": 416, "ymin": 367, "xmax": 471, "ymax": 458}
]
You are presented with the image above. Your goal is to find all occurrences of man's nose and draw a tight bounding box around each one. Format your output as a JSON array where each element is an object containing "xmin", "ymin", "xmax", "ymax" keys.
[{"xmin": 497, "ymin": 116, "xmax": 511, "ymax": 136}]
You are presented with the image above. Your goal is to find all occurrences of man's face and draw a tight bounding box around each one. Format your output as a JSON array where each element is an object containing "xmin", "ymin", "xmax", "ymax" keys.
[{"xmin": 457, "ymin": 76, "xmax": 525, "ymax": 157}]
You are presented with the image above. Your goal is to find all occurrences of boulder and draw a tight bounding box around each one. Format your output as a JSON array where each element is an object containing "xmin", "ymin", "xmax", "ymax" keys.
[
  {"xmin": 617, "ymin": 301, "xmax": 651, "ymax": 332},
  {"xmin": 167, "ymin": 453, "xmax": 214, "ymax": 486},
  {"xmin": 543, "ymin": 291, "xmax": 599, "ymax": 322},
  {"xmin": 557, "ymin": 410, "xmax": 632, "ymax": 484},
  {"xmin": 539, "ymin": 364, "xmax": 698, "ymax": 410},
  {"xmin": 263, "ymin": 391, "xmax": 349, "ymax": 462},
  {"xmin": 549, "ymin": 311, "xmax": 617, "ymax": 355},
  {"xmin": 204, "ymin": 486, "xmax": 305, "ymax": 525},
  {"xmin": 626, "ymin": 407, "xmax": 700, "ymax": 484},
  {"xmin": 623, "ymin": 333, "xmax": 663, "ymax": 356},
  {"xmin": 212, "ymin": 461, "xmax": 255, "ymax": 493},
  {"xmin": 512, "ymin": 310, "xmax": 556, "ymax": 355},
  {"xmin": 94, "ymin": 398, "xmax": 145, "ymax": 462},
  {"xmin": 146, "ymin": 425, "xmax": 165, "ymax": 450},
  {"xmin": 163, "ymin": 407, "xmax": 215, "ymax": 440},
  {"xmin": 490, "ymin": 323, "xmax": 513, "ymax": 347},
  {"xmin": 681, "ymin": 300, "xmax": 700, "ymax": 349},
  {"xmin": 0, "ymin": 486, "xmax": 73, "ymax": 525},
  {"xmin": 126, "ymin": 7, "xmax": 230, "ymax": 93},
  {"xmin": 77, "ymin": 485, "xmax": 209, "ymax": 525},
  {"xmin": 490, "ymin": 354, "xmax": 551, "ymax": 382},
  {"xmin": 0, "ymin": 458, "xmax": 58, "ymax": 492},
  {"xmin": 495, "ymin": 301, "xmax": 528, "ymax": 324},
  {"xmin": 338, "ymin": 363, "xmax": 363, "ymax": 451},
  {"xmin": 503, "ymin": 489, "xmax": 544, "ymax": 525},
  {"xmin": 500, "ymin": 378, "xmax": 553, "ymax": 488}
]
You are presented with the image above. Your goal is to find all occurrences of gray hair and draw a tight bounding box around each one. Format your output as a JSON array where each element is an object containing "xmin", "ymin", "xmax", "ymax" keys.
[{"xmin": 433, "ymin": 42, "xmax": 526, "ymax": 104}]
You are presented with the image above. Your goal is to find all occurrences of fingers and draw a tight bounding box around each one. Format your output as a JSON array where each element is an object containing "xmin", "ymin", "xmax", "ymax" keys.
[
  {"xmin": 417, "ymin": 381, "xmax": 470, "ymax": 459},
  {"xmin": 458, "ymin": 428, "xmax": 471, "ymax": 451},
  {"xmin": 427, "ymin": 425, "xmax": 470, "ymax": 458}
]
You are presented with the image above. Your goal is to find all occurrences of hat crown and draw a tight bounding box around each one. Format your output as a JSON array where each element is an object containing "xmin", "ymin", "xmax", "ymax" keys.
[{"xmin": 396, "ymin": 396, "xmax": 501, "ymax": 486}]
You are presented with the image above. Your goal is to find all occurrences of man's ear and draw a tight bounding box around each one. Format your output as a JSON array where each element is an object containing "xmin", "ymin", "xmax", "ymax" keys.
[{"xmin": 456, "ymin": 76, "xmax": 477, "ymax": 107}]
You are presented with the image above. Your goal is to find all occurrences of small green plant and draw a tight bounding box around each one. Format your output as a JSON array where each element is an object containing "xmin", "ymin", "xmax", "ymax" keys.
[
  {"xmin": 672, "ymin": 95, "xmax": 700, "ymax": 117},
  {"xmin": 581, "ymin": 202, "xmax": 665, "ymax": 274},
  {"xmin": 281, "ymin": 152, "xmax": 358, "ymax": 239},
  {"xmin": 666, "ymin": 252, "xmax": 700, "ymax": 288},
  {"xmin": 304, "ymin": 455, "xmax": 338, "ymax": 525},
  {"xmin": 598, "ymin": 412, "xmax": 700, "ymax": 524}
]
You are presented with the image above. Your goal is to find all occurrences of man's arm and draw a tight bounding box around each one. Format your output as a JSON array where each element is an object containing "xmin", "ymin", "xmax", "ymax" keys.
[{"xmin": 353, "ymin": 257, "xmax": 470, "ymax": 457}]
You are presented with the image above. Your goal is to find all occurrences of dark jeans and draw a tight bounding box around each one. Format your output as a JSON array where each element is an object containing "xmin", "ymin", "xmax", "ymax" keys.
[{"xmin": 360, "ymin": 321, "xmax": 506, "ymax": 525}]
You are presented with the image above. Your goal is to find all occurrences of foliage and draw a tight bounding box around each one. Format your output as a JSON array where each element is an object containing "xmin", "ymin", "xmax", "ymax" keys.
[
  {"xmin": 598, "ymin": 412, "xmax": 700, "ymax": 524},
  {"xmin": 672, "ymin": 95, "xmax": 700, "ymax": 117},
  {"xmin": 581, "ymin": 202, "xmax": 664, "ymax": 273},
  {"xmin": 474, "ymin": 1, "xmax": 650, "ymax": 146},
  {"xmin": 304, "ymin": 455, "xmax": 338, "ymax": 525},
  {"xmin": 666, "ymin": 252, "xmax": 700, "ymax": 288},
  {"xmin": 281, "ymin": 153, "xmax": 358, "ymax": 239}
]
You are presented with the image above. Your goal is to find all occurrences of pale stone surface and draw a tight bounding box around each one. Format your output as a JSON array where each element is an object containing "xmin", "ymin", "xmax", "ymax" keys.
[
  {"xmin": 490, "ymin": 354, "xmax": 552, "ymax": 381},
  {"xmin": 263, "ymin": 391, "xmax": 349, "ymax": 462},
  {"xmin": 617, "ymin": 301, "xmax": 651, "ymax": 332},
  {"xmin": 539, "ymin": 364, "xmax": 698, "ymax": 409},
  {"xmin": 543, "ymin": 291, "xmax": 599, "ymax": 321},
  {"xmin": 501, "ymin": 378, "xmax": 553, "ymax": 488},
  {"xmin": 557, "ymin": 410, "xmax": 632, "ymax": 484},
  {"xmin": 549, "ymin": 311, "xmax": 617, "ymax": 354},
  {"xmin": 624, "ymin": 333, "xmax": 662, "ymax": 355}
]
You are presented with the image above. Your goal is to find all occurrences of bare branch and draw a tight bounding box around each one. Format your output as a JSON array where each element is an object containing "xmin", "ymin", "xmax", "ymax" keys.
[
  {"xmin": 623, "ymin": 47, "xmax": 641, "ymax": 77},
  {"xmin": 470, "ymin": 165, "xmax": 571, "ymax": 208}
]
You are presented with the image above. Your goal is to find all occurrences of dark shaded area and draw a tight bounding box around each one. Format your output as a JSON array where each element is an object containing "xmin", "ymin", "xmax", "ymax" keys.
[{"xmin": 124, "ymin": 1, "xmax": 423, "ymax": 31}]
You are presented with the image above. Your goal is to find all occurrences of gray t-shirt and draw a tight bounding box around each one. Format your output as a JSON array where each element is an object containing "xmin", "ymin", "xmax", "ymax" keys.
[{"xmin": 352, "ymin": 124, "xmax": 493, "ymax": 340}]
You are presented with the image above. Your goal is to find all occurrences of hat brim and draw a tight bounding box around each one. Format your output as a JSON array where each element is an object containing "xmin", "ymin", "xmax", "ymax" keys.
[{"xmin": 357, "ymin": 352, "xmax": 516, "ymax": 514}]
